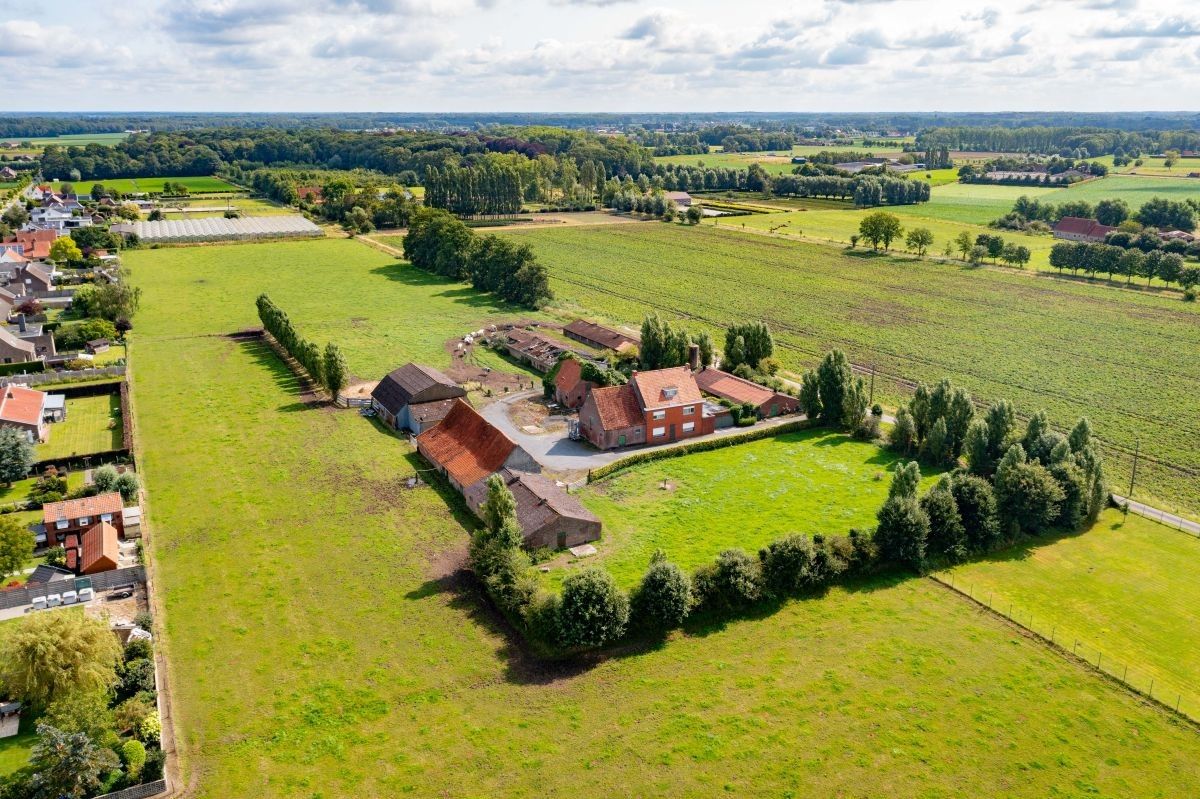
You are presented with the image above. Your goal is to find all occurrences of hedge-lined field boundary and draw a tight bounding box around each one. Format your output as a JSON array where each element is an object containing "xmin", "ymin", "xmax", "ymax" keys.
[{"xmin": 588, "ymin": 418, "xmax": 811, "ymax": 482}]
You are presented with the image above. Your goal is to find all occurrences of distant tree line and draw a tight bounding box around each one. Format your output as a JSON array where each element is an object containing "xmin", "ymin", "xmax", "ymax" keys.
[
  {"xmin": 916, "ymin": 125, "xmax": 1172, "ymax": 157},
  {"xmin": 256, "ymin": 294, "xmax": 348, "ymax": 396},
  {"xmin": 402, "ymin": 208, "xmax": 551, "ymax": 309}
]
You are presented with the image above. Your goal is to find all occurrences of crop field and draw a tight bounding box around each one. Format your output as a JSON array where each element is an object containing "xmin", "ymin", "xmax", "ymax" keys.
[
  {"xmin": 129, "ymin": 334, "xmax": 1200, "ymax": 795},
  {"xmin": 156, "ymin": 197, "xmax": 292, "ymax": 218},
  {"xmin": 1044, "ymin": 174, "xmax": 1200, "ymax": 207},
  {"xmin": 53, "ymin": 176, "xmax": 242, "ymax": 194},
  {"xmin": 941, "ymin": 509, "xmax": 1200, "ymax": 719},
  {"xmin": 122, "ymin": 238, "xmax": 546, "ymax": 381},
  {"xmin": 1092, "ymin": 154, "xmax": 1200, "ymax": 178},
  {"xmin": 497, "ymin": 223, "xmax": 1200, "ymax": 517},
  {"xmin": 35, "ymin": 393, "xmax": 123, "ymax": 461},
  {"xmin": 2, "ymin": 132, "xmax": 128, "ymax": 147},
  {"xmin": 551, "ymin": 428, "xmax": 941, "ymax": 590}
]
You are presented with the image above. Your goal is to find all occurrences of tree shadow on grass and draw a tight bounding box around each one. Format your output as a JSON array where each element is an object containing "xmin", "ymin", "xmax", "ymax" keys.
[
  {"xmin": 233, "ymin": 335, "xmax": 323, "ymax": 412},
  {"xmin": 368, "ymin": 262, "xmax": 525, "ymax": 312}
]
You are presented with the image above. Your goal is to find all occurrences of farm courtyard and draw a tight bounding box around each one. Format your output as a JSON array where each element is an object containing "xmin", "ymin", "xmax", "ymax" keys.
[{"xmin": 125, "ymin": 235, "xmax": 1200, "ymax": 796}]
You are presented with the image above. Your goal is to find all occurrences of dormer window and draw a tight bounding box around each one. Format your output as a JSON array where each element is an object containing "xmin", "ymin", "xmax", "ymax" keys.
[{"xmin": 663, "ymin": 387, "xmax": 678, "ymax": 399}]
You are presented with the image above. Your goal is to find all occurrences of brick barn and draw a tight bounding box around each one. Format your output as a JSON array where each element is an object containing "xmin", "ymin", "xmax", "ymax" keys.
[{"xmin": 463, "ymin": 468, "xmax": 601, "ymax": 550}]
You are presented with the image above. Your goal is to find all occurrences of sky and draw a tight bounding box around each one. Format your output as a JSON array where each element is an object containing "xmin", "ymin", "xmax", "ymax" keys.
[{"xmin": 1, "ymin": 0, "xmax": 1198, "ymax": 112}]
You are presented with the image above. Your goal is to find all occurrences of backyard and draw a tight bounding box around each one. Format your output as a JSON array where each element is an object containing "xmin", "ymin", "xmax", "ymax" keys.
[
  {"xmin": 35, "ymin": 393, "xmax": 123, "ymax": 461},
  {"xmin": 128, "ymin": 239, "xmax": 1200, "ymax": 797},
  {"xmin": 553, "ymin": 428, "xmax": 941, "ymax": 589},
  {"xmin": 941, "ymin": 509, "xmax": 1200, "ymax": 719}
]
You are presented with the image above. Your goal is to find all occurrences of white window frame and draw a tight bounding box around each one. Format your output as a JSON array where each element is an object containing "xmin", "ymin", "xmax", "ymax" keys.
[
  {"xmin": 56, "ymin": 520, "xmax": 68, "ymax": 530},
  {"xmin": 100, "ymin": 513, "xmax": 113, "ymax": 522},
  {"xmin": 652, "ymin": 410, "xmax": 666, "ymax": 421},
  {"xmin": 78, "ymin": 516, "xmax": 89, "ymax": 526},
  {"xmin": 682, "ymin": 405, "xmax": 695, "ymax": 416},
  {"xmin": 652, "ymin": 426, "xmax": 666, "ymax": 438},
  {"xmin": 682, "ymin": 421, "xmax": 695, "ymax": 433}
]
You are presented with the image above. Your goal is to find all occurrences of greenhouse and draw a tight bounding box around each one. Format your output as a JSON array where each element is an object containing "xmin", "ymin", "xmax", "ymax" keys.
[{"xmin": 112, "ymin": 215, "xmax": 322, "ymax": 243}]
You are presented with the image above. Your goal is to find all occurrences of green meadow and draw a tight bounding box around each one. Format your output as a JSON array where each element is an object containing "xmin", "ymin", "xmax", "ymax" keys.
[{"xmin": 127, "ymin": 237, "xmax": 1200, "ymax": 794}]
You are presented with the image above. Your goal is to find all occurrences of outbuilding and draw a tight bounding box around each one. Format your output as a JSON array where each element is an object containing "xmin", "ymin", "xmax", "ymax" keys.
[{"xmin": 370, "ymin": 363, "xmax": 465, "ymax": 433}]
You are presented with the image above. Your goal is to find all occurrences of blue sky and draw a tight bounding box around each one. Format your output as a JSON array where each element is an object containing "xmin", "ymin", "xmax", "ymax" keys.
[{"xmin": 0, "ymin": 0, "xmax": 1197, "ymax": 111}]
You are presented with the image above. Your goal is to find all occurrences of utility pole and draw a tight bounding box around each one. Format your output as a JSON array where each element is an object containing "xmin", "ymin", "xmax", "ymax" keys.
[{"xmin": 1128, "ymin": 439, "xmax": 1139, "ymax": 499}]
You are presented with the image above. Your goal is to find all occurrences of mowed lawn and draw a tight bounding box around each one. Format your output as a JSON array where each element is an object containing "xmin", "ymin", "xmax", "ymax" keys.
[
  {"xmin": 941, "ymin": 509, "xmax": 1200, "ymax": 719},
  {"xmin": 129, "ymin": 324, "xmax": 1200, "ymax": 796},
  {"xmin": 122, "ymin": 238, "xmax": 546, "ymax": 381},
  {"xmin": 497, "ymin": 223, "xmax": 1200, "ymax": 517},
  {"xmin": 52, "ymin": 176, "xmax": 241, "ymax": 194},
  {"xmin": 556, "ymin": 428, "xmax": 940, "ymax": 590},
  {"xmin": 36, "ymin": 393, "xmax": 123, "ymax": 461}
]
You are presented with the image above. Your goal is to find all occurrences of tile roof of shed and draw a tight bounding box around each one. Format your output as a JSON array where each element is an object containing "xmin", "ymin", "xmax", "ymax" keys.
[
  {"xmin": 417, "ymin": 399, "xmax": 516, "ymax": 487},
  {"xmin": 694, "ymin": 367, "xmax": 775, "ymax": 406},
  {"xmin": 589, "ymin": 383, "xmax": 643, "ymax": 431},
  {"xmin": 371, "ymin": 363, "xmax": 462, "ymax": 413},
  {"xmin": 563, "ymin": 319, "xmax": 640, "ymax": 350}
]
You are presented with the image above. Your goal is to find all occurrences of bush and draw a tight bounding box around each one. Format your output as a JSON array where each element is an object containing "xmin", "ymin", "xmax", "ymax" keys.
[
  {"xmin": 124, "ymin": 638, "xmax": 152, "ymax": 662},
  {"xmin": 92, "ymin": 465, "xmax": 119, "ymax": 494},
  {"xmin": 120, "ymin": 739, "xmax": 146, "ymax": 780},
  {"xmin": 114, "ymin": 472, "xmax": 139, "ymax": 502},
  {"xmin": 631, "ymin": 552, "xmax": 691, "ymax": 630},
  {"xmin": 135, "ymin": 712, "xmax": 161, "ymax": 746},
  {"xmin": 117, "ymin": 658, "xmax": 156, "ymax": 701},
  {"xmin": 950, "ymin": 474, "xmax": 1001, "ymax": 552},
  {"xmin": 555, "ymin": 568, "xmax": 629, "ymax": 649},
  {"xmin": 693, "ymin": 548, "xmax": 761, "ymax": 610},
  {"xmin": 1185, "ymin": 288, "xmax": 1197, "ymax": 302},
  {"xmin": 133, "ymin": 611, "xmax": 153, "ymax": 631},
  {"xmin": 874, "ymin": 495, "xmax": 929, "ymax": 572},
  {"xmin": 142, "ymin": 746, "xmax": 165, "ymax": 780}
]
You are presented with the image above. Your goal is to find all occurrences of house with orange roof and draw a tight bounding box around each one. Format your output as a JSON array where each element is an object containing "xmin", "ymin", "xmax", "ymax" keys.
[
  {"xmin": 695, "ymin": 367, "xmax": 799, "ymax": 419},
  {"xmin": 1, "ymin": 229, "xmax": 58, "ymax": 261},
  {"xmin": 0, "ymin": 383, "xmax": 48, "ymax": 441},
  {"xmin": 578, "ymin": 366, "xmax": 714, "ymax": 450},
  {"xmin": 416, "ymin": 399, "xmax": 539, "ymax": 492},
  {"xmin": 43, "ymin": 492, "xmax": 126, "ymax": 549},
  {"xmin": 553, "ymin": 358, "xmax": 594, "ymax": 409}
]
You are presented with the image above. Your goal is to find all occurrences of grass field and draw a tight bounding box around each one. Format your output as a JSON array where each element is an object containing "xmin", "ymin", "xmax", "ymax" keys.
[
  {"xmin": 122, "ymin": 238, "xmax": 547, "ymax": 382},
  {"xmin": 52, "ymin": 176, "xmax": 241, "ymax": 195},
  {"xmin": 495, "ymin": 223, "xmax": 1200, "ymax": 517},
  {"xmin": 36, "ymin": 393, "xmax": 123, "ymax": 461},
  {"xmin": 552, "ymin": 428, "xmax": 940, "ymax": 590},
  {"xmin": 129, "ymin": 264, "xmax": 1200, "ymax": 796},
  {"xmin": 1044, "ymin": 174, "xmax": 1200, "ymax": 207},
  {"xmin": 2, "ymin": 133, "xmax": 128, "ymax": 148},
  {"xmin": 942, "ymin": 509, "xmax": 1200, "ymax": 719},
  {"xmin": 156, "ymin": 197, "xmax": 290, "ymax": 218}
]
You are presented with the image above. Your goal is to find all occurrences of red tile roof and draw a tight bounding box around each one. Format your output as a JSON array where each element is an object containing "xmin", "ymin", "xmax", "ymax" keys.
[
  {"xmin": 1053, "ymin": 217, "xmax": 1116, "ymax": 240},
  {"xmin": 694, "ymin": 368, "xmax": 775, "ymax": 406},
  {"xmin": 589, "ymin": 384, "xmax": 643, "ymax": 431},
  {"xmin": 43, "ymin": 492, "xmax": 124, "ymax": 525},
  {"xmin": 3, "ymin": 230, "xmax": 56, "ymax": 260},
  {"xmin": 416, "ymin": 399, "xmax": 516, "ymax": 487},
  {"xmin": 632, "ymin": 366, "xmax": 703, "ymax": 410},
  {"xmin": 554, "ymin": 358, "xmax": 584, "ymax": 393},
  {"xmin": 81, "ymin": 521, "xmax": 119, "ymax": 574},
  {"xmin": 0, "ymin": 385, "xmax": 45, "ymax": 426}
]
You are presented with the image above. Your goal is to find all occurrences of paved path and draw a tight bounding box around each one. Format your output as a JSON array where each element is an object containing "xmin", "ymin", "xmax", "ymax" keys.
[
  {"xmin": 480, "ymin": 390, "xmax": 802, "ymax": 473},
  {"xmin": 1111, "ymin": 494, "xmax": 1200, "ymax": 536}
]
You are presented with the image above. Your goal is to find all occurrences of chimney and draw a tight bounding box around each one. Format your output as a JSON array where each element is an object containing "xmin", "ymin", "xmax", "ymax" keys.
[
  {"xmin": 17, "ymin": 314, "xmax": 25, "ymax": 333},
  {"xmin": 687, "ymin": 343, "xmax": 700, "ymax": 371}
]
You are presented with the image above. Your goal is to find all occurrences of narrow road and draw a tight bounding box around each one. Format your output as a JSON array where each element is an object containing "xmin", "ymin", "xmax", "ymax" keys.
[{"xmin": 1111, "ymin": 494, "xmax": 1200, "ymax": 536}]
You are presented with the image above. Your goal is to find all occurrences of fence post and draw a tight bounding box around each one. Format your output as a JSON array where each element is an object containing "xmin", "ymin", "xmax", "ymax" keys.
[
  {"xmin": 1123, "ymin": 665, "xmax": 1128, "ymax": 682},
  {"xmin": 1073, "ymin": 640, "xmax": 1079, "ymax": 655},
  {"xmin": 1149, "ymin": 678, "xmax": 1154, "ymax": 698},
  {"xmin": 1177, "ymin": 695, "xmax": 1182, "ymax": 713},
  {"xmin": 1097, "ymin": 652, "xmax": 1102, "ymax": 670}
]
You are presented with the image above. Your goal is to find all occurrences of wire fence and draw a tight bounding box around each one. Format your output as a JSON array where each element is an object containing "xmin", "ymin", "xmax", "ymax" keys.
[{"xmin": 932, "ymin": 573, "xmax": 1197, "ymax": 724}]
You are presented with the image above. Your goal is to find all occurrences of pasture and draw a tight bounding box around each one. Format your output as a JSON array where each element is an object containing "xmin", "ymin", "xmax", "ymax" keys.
[
  {"xmin": 54, "ymin": 176, "xmax": 242, "ymax": 195},
  {"xmin": 1044, "ymin": 174, "xmax": 1200, "ymax": 207},
  {"xmin": 496, "ymin": 223, "xmax": 1200, "ymax": 517},
  {"xmin": 553, "ymin": 427, "xmax": 940, "ymax": 590},
  {"xmin": 128, "ymin": 309, "xmax": 1200, "ymax": 796},
  {"xmin": 35, "ymin": 393, "xmax": 123, "ymax": 461},
  {"xmin": 942, "ymin": 509, "xmax": 1200, "ymax": 719},
  {"xmin": 121, "ymin": 238, "xmax": 547, "ymax": 381}
]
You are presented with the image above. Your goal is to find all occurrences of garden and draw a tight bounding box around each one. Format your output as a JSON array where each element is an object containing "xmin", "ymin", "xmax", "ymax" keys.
[{"xmin": 35, "ymin": 392, "xmax": 124, "ymax": 462}]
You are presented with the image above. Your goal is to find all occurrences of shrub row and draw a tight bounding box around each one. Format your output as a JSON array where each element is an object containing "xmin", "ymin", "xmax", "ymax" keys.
[
  {"xmin": 255, "ymin": 294, "xmax": 348, "ymax": 395},
  {"xmin": 587, "ymin": 418, "xmax": 811, "ymax": 482}
]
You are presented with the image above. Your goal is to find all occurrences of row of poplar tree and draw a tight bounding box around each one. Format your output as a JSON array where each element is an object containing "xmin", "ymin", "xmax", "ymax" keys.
[{"xmin": 256, "ymin": 294, "xmax": 348, "ymax": 396}]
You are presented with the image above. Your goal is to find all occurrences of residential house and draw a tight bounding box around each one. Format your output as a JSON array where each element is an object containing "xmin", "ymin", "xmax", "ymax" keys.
[
  {"xmin": 553, "ymin": 358, "xmax": 594, "ymax": 409},
  {"xmin": 62, "ymin": 520, "xmax": 120, "ymax": 575},
  {"xmin": 370, "ymin": 362, "xmax": 466, "ymax": 433},
  {"xmin": 0, "ymin": 328, "xmax": 38, "ymax": 366},
  {"xmin": 562, "ymin": 318, "xmax": 639, "ymax": 353},
  {"xmin": 0, "ymin": 261, "xmax": 54, "ymax": 293},
  {"xmin": 1160, "ymin": 230, "xmax": 1196, "ymax": 242},
  {"xmin": 2, "ymin": 230, "xmax": 57, "ymax": 261},
  {"xmin": 4, "ymin": 316, "xmax": 56, "ymax": 360},
  {"xmin": 296, "ymin": 186, "xmax": 323, "ymax": 203},
  {"xmin": 0, "ymin": 383, "xmax": 48, "ymax": 440},
  {"xmin": 29, "ymin": 205, "xmax": 90, "ymax": 231},
  {"xmin": 0, "ymin": 166, "xmax": 16, "ymax": 180},
  {"xmin": 579, "ymin": 365, "xmax": 714, "ymax": 450},
  {"xmin": 1052, "ymin": 216, "xmax": 1117, "ymax": 243},
  {"xmin": 504, "ymin": 328, "xmax": 572, "ymax": 373},
  {"xmin": 694, "ymin": 367, "xmax": 799, "ymax": 419},
  {"xmin": 42, "ymin": 492, "xmax": 126, "ymax": 548},
  {"xmin": 463, "ymin": 468, "xmax": 601, "ymax": 550},
  {"xmin": 416, "ymin": 399, "xmax": 539, "ymax": 493}
]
